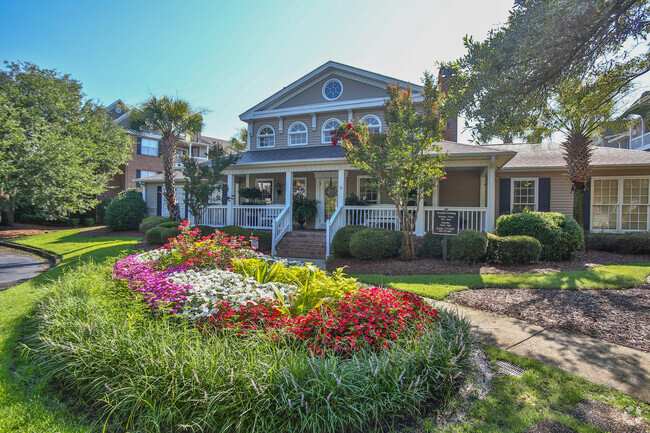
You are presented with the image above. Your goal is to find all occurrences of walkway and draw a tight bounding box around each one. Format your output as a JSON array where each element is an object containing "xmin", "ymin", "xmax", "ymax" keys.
[
  {"xmin": 430, "ymin": 300, "xmax": 650, "ymax": 403},
  {"xmin": 0, "ymin": 246, "xmax": 49, "ymax": 289}
]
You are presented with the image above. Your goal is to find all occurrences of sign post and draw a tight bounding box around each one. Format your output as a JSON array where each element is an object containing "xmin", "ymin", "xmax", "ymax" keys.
[{"xmin": 433, "ymin": 210, "xmax": 460, "ymax": 262}]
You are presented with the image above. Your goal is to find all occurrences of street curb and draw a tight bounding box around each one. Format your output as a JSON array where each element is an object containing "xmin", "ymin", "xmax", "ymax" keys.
[{"xmin": 0, "ymin": 240, "xmax": 61, "ymax": 266}]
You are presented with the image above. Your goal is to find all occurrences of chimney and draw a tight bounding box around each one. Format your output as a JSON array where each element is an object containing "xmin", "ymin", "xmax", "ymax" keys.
[{"xmin": 438, "ymin": 67, "xmax": 457, "ymax": 142}]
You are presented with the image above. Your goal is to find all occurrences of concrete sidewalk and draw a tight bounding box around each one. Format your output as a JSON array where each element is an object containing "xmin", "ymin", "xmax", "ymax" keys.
[{"xmin": 430, "ymin": 300, "xmax": 650, "ymax": 403}]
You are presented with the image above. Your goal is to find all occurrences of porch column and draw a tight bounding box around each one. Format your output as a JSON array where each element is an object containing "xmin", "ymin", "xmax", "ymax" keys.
[
  {"xmin": 486, "ymin": 157, "xmax": 496, "ymax": 233},
  {"xmin": 415, "ymin": 198, "xmax": 425, "ymax": 236},
  {"xmin": 226, "ymin": 173, "xmax": 235, "ymax": 225},
  {"xmin": 337, "ymin": 169, "xmax": 345, "ymax": 209},
  {"xmin": 285, "ymin": 170, "xmax": 293, "ymax": 232}
]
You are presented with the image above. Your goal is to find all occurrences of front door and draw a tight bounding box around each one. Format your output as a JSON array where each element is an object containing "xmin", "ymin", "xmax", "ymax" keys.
[{"xmin": 316, "ymin": 178, "xmax": 338, "ymax": 228}]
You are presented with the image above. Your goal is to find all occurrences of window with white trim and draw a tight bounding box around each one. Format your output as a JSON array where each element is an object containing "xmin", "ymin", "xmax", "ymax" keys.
[
  {"xmin": 622, "ymin": 178, "xmax": 649, "ymax": 230},
  {"xmin": 141, "ymin": 138, "xmax": 159, "ymax": 156},
  {"xmin": 592, "ymin": 177, "xmax": 650, "ymax": 231},
  {"xmin": 322, "ymin": 118, "xmax": 342, "ymax": 143},
  {"xmin": 358, "ymin": 176, "xmax": 380, "ymax": 204},
  {"xmin": 322, "ymin": 78, "xmax": 343, "ymax": 101},
  {"xmin": 257, "ymin": 179, "xmax": 273, "ymax": 204},
  {"xmin": 511, "ymin": 179, "xmax": 537, "ymax": 212},
  {"xmin": 361, "ymin": 115, "xmax": 382, "ymax": 134},
  {"xmin": 592, "ymin": 179, "xmax": 619, "ymax": 230},
  {"xmin": 257, "ymin": 126, "xmax": 275, "ymax": 148},
  {"xmin": 293, "ymin": 178, "xmax": 307, "ymax": 198},
  {"xmin": 288, "ymin": 122, "xmax": 308, "ymax": 146}
]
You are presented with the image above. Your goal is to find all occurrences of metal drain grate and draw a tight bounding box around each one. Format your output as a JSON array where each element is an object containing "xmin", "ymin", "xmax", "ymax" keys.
[{"xmin": 496, "ymin": 361, "xmax": 525, "ymax": 377}]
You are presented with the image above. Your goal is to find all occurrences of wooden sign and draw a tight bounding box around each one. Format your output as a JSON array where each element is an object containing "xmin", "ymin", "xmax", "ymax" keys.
[{"xmin": 433, "ymin": 210, "xmax": 459, "ymax": 236}]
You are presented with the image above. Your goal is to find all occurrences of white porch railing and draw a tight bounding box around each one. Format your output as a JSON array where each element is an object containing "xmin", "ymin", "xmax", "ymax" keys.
[
  {"xmin": 271, "ymin": 206, "xmax": 292, "ymax": 256},
  {"xmin": 233, "ymin": 205, "xmax": 284, "ymax": 229},
  {"xmin": 630, "ymin": 131, "xmax": 650, "ymax": 150},
  {"xmin": 424, "ymin": 207, "xmax": 488, "ymax": 232},
  {"xmin": 325, "ymin": 205, "xmax": 346, "ymax": 257},
  {"xmin": 195, "ymin": 205, "xmax": 228, "ymax": 226},
  {"xmin": 344, "ymin": 205, "xmax": 418, "ymax": 231}
]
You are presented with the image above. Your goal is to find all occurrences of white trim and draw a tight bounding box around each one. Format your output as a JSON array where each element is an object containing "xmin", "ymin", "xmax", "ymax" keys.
[
  {"xmin": 357, "ymin": 175, "xmax": 381, "ymax": 204},
  {"xmin": 510, "ymin": 178, "xmax": 538, "ymax": 213},
  {"xmin": 322, "ymin": 78, "xmax": 343, "ymax": 101},
  {"xmin": 287, "ymin": 121, "xmax": 308, "ymax": 146},
  {"xmin": 361, "ymin": 114, "xmax": 382, "ymax": 133},
  {"xmin": 321, "ymin": 118, "xmax": 342, "ymax": 144},
  {"xmin": 256, "ymin": 125, "xmax": 276, "ymax": 148},
  {"xmin": 590, "ymin": 175, "xmax": 650, "ymax": 232}
]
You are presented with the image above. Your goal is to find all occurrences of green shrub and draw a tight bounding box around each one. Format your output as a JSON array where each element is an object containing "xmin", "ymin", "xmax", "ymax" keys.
[
  {"xmin": 331, "ymin": 225, "xmax": 366, "ymax": 258},
  {"xmin": 157, "ymin": 221, "xmax": 182, "ymax": 229},
  {"xmin": 138, "ymin": 216, "xmax": 170, "ymax": 233},
  {"xmin": 495, "ymin": 212, "xmax": 583, "ymax": 261},
  {"xmin": 69, "ymin": 217, "xmax": 80, "ymax": 227},
  {"xmin": 193, "ymin": 225, "xmax": 216, "ymax": 237},
  {"xmin": 83, "ymin": 217, "xmax": 95, "ymax": 227},
  {"xmin": 486, "ymin": 233, "xmax": 541, "ymax": 264},
  {"xmin": 449, "ymin": 230, "xmax": 487, "ymax": 264},
  {"xmin": 145, "ymin": 226, "xmax": 167, "ymax": 244},
  {"xmin": 585, "ymin": 232, "xmax": 650, "ymax": 254},
  {"xmin": 422, "ymin": 231, "xmax": 444, "ymax": 258},
  {"xmin": 349, "ymin": 228, "xmax": 401, "ymax": 260},
  {"xmin": 104, "ymin": 189, "xmax": 147, "ymax": 231},
  {"xmin": 160, "ymin": 227, "xmax": 182, "ymax": 243},
  {"xmin": 217, "ymin": 225, "xmax": 272, "ymax": 253},
  {"xmin": 95, "ymin": 196, "xmax": 113, "ymax": 224}
]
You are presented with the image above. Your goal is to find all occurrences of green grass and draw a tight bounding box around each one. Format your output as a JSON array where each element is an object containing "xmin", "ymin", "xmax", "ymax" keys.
[
  {"xmin": 354, "ymin": 263, "xmax": 650, "ymax": 299},
  {"xmin": 0, "ymin": 228, "xmax": 141, "ymax": 433},
  {"xmin": 426, "ymin": 347, "xmax": 650, "ymax": 432}
]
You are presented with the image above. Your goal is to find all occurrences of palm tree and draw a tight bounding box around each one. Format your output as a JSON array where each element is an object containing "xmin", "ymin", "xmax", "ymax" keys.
[{"xmin": 129, "ymin": 96, "xmax": 203, "ymax": 220}]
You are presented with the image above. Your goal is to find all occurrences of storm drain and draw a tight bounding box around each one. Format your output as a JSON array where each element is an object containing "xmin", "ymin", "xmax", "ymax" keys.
[{"xmin": 496, "ymin": 361, "xmax": 525, "ymax": 377}]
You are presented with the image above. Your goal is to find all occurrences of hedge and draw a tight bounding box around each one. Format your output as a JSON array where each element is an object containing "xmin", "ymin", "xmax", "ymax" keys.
[
  {"xmin": 349, "ymin": 228, "xmax": 401, "ymax": 261},
  {"xmin": 331, "ymin": 225, "xmax": 366, "ymax": 258},
  {"xmin": 422, "ymin": 231, "xmax": 444, "ymax": 258},
  {"xmin": 105, "ymin": 189, "xmax": 147, "ymax": 231},
  {"xmin": 495, "ymin": 212, "xmax": 583, "ymax": 261},
  {"xmin": 218, "ymin": 225, "xmax": 271, "ymax": 253},
  {"xmin": 145, "ymin": 226, "xmax": 167, "ymax": 244},
  {"xmin": 139, "ymin": 216, "xmax": 171, "ymax": 233},
  {"xmin": 486, "ymin": 233, "xmax": 541, "ymax": 264},
  {"xmin": 585, "ymin": 232, "xmax": 650, "ymax": 255},
  {"xmin": 449, "ymin": 230, "xmax": 487, "ymax": 264}
]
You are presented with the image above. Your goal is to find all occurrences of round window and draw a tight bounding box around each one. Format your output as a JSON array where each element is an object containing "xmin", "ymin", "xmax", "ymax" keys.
[{"xmin": 322, "ymin": 78, "xmax": 343, "ymax": 100}]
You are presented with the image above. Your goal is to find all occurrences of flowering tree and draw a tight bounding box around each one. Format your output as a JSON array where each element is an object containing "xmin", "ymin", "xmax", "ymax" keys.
[{"xmin": 332, "ymin": 73, "xmax": 448, "ymax": 260}]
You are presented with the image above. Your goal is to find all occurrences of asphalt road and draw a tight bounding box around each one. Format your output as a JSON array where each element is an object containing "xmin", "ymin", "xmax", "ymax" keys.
[{"xmin": 0, "ymin": 246, "xmax": 49, "ymax": 289}]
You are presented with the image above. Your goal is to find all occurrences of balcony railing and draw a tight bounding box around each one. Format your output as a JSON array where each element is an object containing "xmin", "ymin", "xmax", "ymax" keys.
[{"xmin": 630, "ymin": 131, "xmax": 650, "ymax": 150}]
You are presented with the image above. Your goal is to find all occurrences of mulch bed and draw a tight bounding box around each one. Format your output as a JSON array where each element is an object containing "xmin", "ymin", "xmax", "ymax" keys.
[
  {"xmin": 448, "ymin": 287, "xmax": 650, "ymax": 352},
  {"xmin": 327, "ymin": 250, "xmax": 650, "ymax": 275}
]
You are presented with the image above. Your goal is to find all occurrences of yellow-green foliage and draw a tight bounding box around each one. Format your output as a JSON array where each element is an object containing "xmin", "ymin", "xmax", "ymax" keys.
[{"xmin": 232, "ymin": 258, "xmax": 359, "ymax": 315}]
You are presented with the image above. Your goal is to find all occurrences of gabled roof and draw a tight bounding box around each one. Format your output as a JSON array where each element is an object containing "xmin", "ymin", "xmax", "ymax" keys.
[
  {"xmin": 488, "ymin": 142, "xmax": 650, "ymax": 169},
  {"xmin": 239, "ymin": 61, "xmax": 422, "ymax": 121}
]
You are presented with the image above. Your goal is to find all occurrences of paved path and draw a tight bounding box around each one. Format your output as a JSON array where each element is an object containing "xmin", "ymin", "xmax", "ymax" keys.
[
  {"xmin": 430, "ymin": 300, "xmax": 650, "ymax": 403},
  {"xmin": 0, "ymin": 246, "xmax": 49, "ymax": 289}
]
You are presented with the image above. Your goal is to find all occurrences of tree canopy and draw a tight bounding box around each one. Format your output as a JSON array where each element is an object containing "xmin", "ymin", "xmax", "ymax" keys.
[
  {"xmin": 229, "ymin": 127, "xmax": 248, "ymax": 153},
  {"xmin": 0, "ymin": 61, "xmax": 133, "ymax": 225}
]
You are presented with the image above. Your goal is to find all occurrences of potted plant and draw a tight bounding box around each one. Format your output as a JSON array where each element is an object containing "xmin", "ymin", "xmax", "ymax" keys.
[
  {"xmin": 293, "ymin": 196, "xmax": 318, "ymax": 228},
  {"xmin": 238, "ymin": 187, "xmax": 264, "ymax": 204}
]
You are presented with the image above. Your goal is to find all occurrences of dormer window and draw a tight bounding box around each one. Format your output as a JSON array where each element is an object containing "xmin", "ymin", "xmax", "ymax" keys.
[
  {"xmin": 288, "ymin": 121, "xmax": 308, "ymax": 146},
  {"xmin": 322, "ymin": 78, "xmax": 343, "ymax": 101},
  {"xmin": 257, "ymin": 125, "xmax": 275, "ymax": 148},
  {"xmin": 322, "ymin": 118, "xmax": 342, "ymax": 143},
  {"xmin": 361, "ymin": 115, "xmax": 382, "ymax": 134}
]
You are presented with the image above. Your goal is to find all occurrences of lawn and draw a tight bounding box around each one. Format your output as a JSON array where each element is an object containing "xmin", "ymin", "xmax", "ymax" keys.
[
  {"xmin": 354, "ymin": 263, "xmax": 650, "ymax": 299},
  {"xmin": 0, "ymin": 228, "xmax": 141, "ymax": 433}
]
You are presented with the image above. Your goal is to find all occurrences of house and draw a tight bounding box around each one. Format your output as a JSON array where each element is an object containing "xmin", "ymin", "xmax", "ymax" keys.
[
  {"xmin": 103, "ymin": 100, "xmax": 229, "ymax": 198},
  {"xmin": 595, "ymin": 90, "xmax": 650, "ymax": 151},
  {"xmin": 137, "ymin": 61, "xmax": 650, "ymax": 258}
]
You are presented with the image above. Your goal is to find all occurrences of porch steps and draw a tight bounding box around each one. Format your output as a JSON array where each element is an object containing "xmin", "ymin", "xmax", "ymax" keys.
[{"xmin": 275, "ymin": 230, "xmax": 327, "ymax": 259}]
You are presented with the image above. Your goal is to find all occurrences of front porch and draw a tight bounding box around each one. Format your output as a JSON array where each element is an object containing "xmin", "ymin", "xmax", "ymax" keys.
[{"xmin": 193, "ymin": 164, "xmax": 497, "ymax": 257}]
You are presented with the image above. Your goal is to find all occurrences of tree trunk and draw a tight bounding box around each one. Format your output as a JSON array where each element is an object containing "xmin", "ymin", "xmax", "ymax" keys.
[
  {"xmin": 573, "ymin": 186, "xmax": 585, "ymax": 229},
  {"xmin": 0, "ymin": 191, "xmax": 15, "ymax": 226},
  {"xmin": 397, "ymin": 202, "xmax": 416, "ymax": 260},
  {"xmin": 562, "ymin": 129, "xmax": 592, "ymax": 230},
  {"xmin": 161, "ymin": 137, "xmax": 178, "ymax": 220}
]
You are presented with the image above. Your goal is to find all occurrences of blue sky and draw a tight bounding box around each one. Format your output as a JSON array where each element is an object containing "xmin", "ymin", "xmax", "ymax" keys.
[{"xmin": 1, "ymin": 0, "xmax": 647, "ymax": 142}]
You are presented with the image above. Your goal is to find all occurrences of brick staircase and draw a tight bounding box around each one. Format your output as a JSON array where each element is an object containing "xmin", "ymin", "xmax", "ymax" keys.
[{"xmin": 275, "ymin": 230, "xmax": 327, "ymax": 259}]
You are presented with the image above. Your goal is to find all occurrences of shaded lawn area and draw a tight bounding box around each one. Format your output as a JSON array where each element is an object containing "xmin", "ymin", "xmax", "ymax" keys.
[
  {"xmin": 354, "ymin": 263, "xmax": 650, "ymax": 300},
  {"xmin": 0, "ymin": 228, "xmax": 141, "ymax": 433}
]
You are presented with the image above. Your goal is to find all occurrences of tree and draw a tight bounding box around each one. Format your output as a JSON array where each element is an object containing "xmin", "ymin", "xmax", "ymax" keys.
[
  {"xmin": 229, "ymin": 127, "xmax": 248, "ymax": 153},
  {"xmin": 181, "ymin": 145, "xmax": 239, "ymax": 223},
  {"xmin": 332, "ymin": 73, "xmax": 448, "ymax": 260},
  {"xmin": 0, "ymin": 62, "xmax": 132, "ymax": 226},
  {"xmin": 129, "ymin": 96, "xmax": 204, "ymax": 220}
]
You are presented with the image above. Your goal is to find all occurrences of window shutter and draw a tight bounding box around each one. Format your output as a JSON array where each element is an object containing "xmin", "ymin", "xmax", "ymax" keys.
[
  {"xmin": 582, "ymin": 180, "xmax": 591, "ymax": 230},
  {"xmin": 136, "ymin": 170, "xmax": 142, "ymax": 188},
  {"xmin": 499, "ymin": 178, "xmax": 511, "ymax": 216},
  {"xmin": 136, "ymin": 137, "xmax": 142, "ymax": 155},
  {"xmin": 157, "ymin": 141, "xmax": 162, "ymax": 157},
  {"xmin": 538, "ymin": 178, "xmax": 551, "ymax": 211},
  {"xmin": 156, "ymin": 186, "xmax": 162, "ymax": 216}
]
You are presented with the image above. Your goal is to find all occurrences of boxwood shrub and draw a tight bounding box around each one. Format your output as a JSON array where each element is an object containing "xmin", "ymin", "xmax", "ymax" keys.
[
  {"xmin": 449, "ymin": 229, "xmax": 488, "ymax": 264},
  {"xmin": 139, "ymin": 216, "xmax": 170, "ymax": 233},
  {"xmin": 486, "ymin": 233, "xmax": 541, "ymax": 264},
  {"xmin": 145, "ymin": 226, "xmax": 167, "ymax": 244},
  {"xmin": 331, "ymin": 225, "xmax": 366, "ymax": 258},
  {"xmin": 349, "ymin": 228, "xmax": 401, "ymax": 260},
  {"xmin": 157, "ymin": 221, "xmax": 182, "ymax": 229},
  {"xmin": 218, "ymin": 225, "xmax": 271, "ymax": 253},
  {"xmin": 585, "ymin": 232, "xmax": 650, "ymax": 254},
  {"xmin": 193, "ymin": 225, "xmax": 216, "ymax": 237},
  {"xmin": 495, "ymin": 212, "xmax": 583, "ymax": 261},
  {"xmin": 160, "ymin": 227, "xmax": 182, "ymax": 243},
  {"xmin": 105, "ymin": 189, "xmax": 147, "ymax": 231},
  {"xmin": 422, "ymin": 231, "xmax": 444, "ymax": 258}
]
